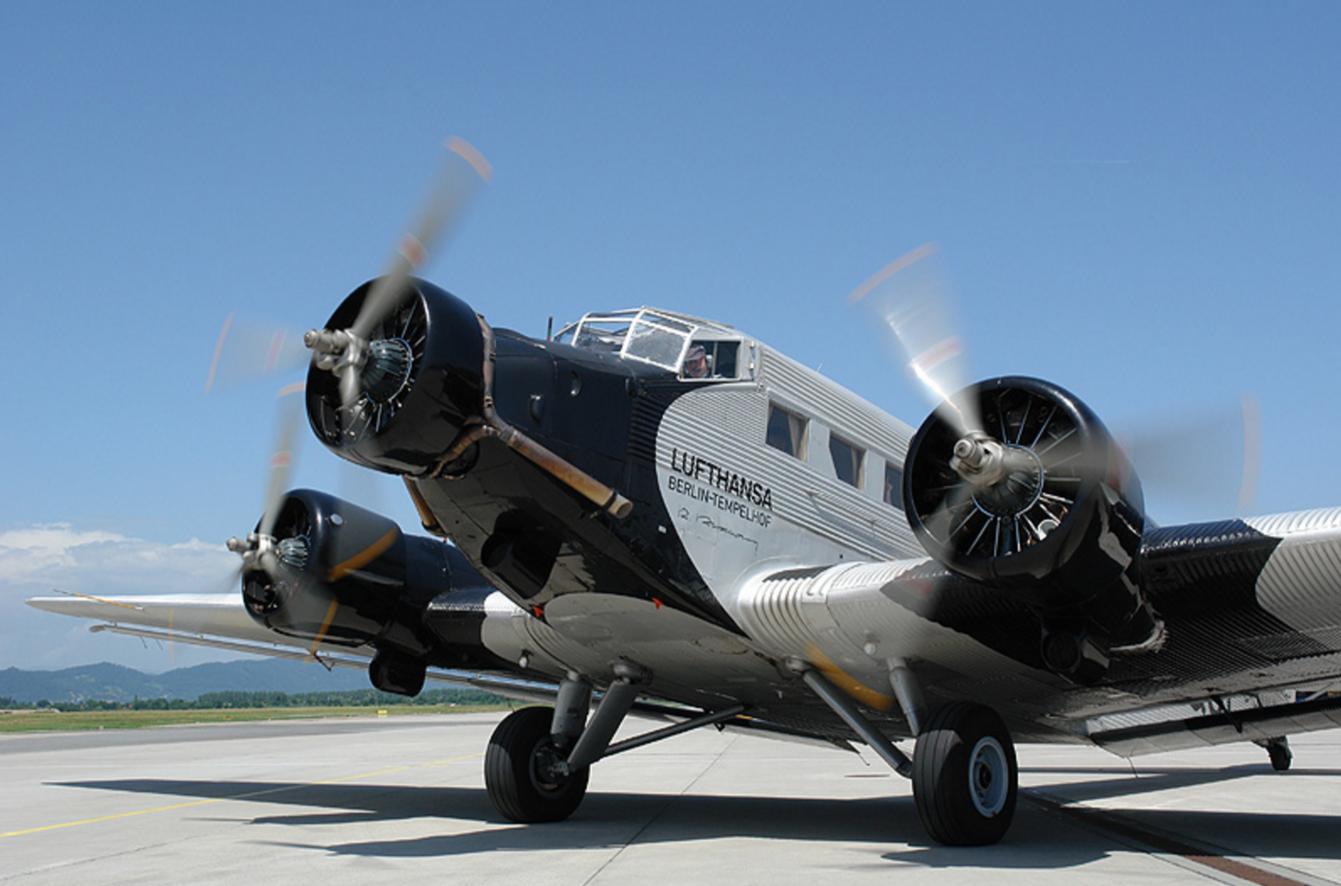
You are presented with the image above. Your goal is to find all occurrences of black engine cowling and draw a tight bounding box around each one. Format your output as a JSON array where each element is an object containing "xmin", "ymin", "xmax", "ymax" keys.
[
  {"xmin": 903, "ymin": 377, "xmax": 1160, "ymax": 679},
  {"xmin": 306, "ymin": 278, "xmax": 485, "ymax": 475},
  {"xmin": 240, "ymin": 489, "xmax": 499, "ymax": 692}
]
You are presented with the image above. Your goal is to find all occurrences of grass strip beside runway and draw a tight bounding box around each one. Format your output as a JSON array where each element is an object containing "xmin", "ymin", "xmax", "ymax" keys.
[{"xmin": 0, "ymin": 703, "xmax": 512, "ymax": 733}]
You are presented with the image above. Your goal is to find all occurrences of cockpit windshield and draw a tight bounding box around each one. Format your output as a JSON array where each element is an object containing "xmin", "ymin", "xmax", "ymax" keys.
[{"xmin": 555, "ymin": 308, "xmax": 746, "ymax": 380}]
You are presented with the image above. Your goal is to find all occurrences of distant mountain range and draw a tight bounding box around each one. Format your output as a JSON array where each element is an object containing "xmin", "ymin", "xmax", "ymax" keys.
[{"xmin": 0, "ymin": 659, "xmax": 374, "ymax": 704}]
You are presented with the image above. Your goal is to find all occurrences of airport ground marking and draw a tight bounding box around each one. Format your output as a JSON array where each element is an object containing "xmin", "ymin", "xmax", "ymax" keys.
[{"xmin": 1023, "ymin": 789, "xmax": 1316, "ymax": 886}]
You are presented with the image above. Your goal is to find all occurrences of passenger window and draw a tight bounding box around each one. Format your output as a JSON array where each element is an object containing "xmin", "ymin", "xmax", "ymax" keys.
[
  {"xmin": 829, "ymin": 435, "xmax": 865, "ymax": 488},
  {"xmin": 766, "ymin": 404, "xmax": 807, "ymax": 459},
  {"xmin": 883, "ymin": 462, "xmax": 904, "ymax": 509}
]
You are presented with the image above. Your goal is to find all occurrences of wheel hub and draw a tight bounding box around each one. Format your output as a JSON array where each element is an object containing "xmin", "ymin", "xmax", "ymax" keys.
[
  {"xmin": 530, "ymin": 739, "xmax": 572, "ymax": 793},
  {"xmin": 968, "ymin": 736, "xmax": 1009, "ymax": 817}
]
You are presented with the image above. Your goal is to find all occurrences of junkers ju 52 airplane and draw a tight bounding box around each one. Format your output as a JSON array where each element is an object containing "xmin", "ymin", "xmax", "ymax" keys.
[{"xmin": 31, "ymin": 139, "xmax": 1341, "ymax": 846}]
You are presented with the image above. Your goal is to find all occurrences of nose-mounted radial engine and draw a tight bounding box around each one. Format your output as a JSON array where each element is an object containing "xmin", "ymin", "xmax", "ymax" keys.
[
  {"xmin": 300, "ymin": 134, "xmax": 497, "ymax": 478},
  {"xmin": 303, "ymin": 278, "xmax": 486, "ymax": 475},
  {"xmin": 902, "ymin": 376, "xmax": 1162, "ymax": 683}
]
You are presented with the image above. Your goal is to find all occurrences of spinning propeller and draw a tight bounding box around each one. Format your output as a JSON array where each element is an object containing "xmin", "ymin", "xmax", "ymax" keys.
[
  {"xmin": 214, "ymin": 135, "xmax": 491, "ymax": 573},
  {"xmin": 216, "ymin": 137, "xmax": 492, "ymax": 658},
  {"xmin": 225, "ymin": 382, "xmax": 306, "ymax": 584},
  {"xmin": 849, "ymin": 243, "xmax": 1261, "ymax": 522},
  {"xmin": 304, "ymin": 137, "xmax": 493, "ymax": 429},
  {"xmin": 839, "ymin": 243, "xmax": 1261, "ymax": 690}
]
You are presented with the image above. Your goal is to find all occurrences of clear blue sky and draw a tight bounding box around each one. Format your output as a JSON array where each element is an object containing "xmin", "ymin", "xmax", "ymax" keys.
[{"xmin": 2, "ymin": 1, "xmax": 1338, "ymax": 670}]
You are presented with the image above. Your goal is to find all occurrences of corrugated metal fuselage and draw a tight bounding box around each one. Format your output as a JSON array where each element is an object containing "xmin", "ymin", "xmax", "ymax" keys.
[{"xmin": 409, "ymin": 319, "xmax": 1341, "ymax": 745}]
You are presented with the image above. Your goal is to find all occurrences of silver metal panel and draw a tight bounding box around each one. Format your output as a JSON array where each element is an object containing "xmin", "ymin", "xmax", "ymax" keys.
[
  {"xmin": 758, "ymin": 346, "xmax": 914, "ymax": 464},
  {"xmin": 1248, "ymin": 508, "xmax": 1341, "ymax": 629}
]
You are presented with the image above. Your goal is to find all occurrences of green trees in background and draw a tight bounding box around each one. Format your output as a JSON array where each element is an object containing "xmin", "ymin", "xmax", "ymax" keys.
[{"xmin": 0, "ymin": 687, "xmax": 505, "ymax": 712}]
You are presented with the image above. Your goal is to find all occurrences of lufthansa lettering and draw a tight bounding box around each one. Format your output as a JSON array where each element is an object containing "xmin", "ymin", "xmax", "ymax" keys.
[
  {"xmin": 669, "ymin": 447, "xmax": 773, "ymax": 510},
  {"xmin": 666, "ymin": 474, "xmax": 772, "ymax": 528}
]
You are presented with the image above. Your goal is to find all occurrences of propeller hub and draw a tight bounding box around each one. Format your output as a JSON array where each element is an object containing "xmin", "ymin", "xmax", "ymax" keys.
[
  {"xmin": 950, "ymin": 433, "xmax": 1045, "ymax": 517},
  {"xmin": 233, "ymin": 529, "xmax": 305, "ymax": 617},
  {"xmin": 305, "ymin": 327, "xmax": 369, "ymax": 378},
  {"xmin": 305, "ymin": 326, "xmax": 414, "ymax": 411},
  {"xmin": 227, "ymin": 532, "xmax": 281, "ymax": 575},
  {"xmin": 950, "ymin": 433, "xmax": 1010, "ymax": 487}
]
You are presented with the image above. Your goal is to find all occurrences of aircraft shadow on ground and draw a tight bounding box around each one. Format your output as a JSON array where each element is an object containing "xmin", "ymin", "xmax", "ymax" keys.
[
  {"xmin": 58, "ymin": 777, "xmax": 904, "ymax": 847},
  {"xmin": 55, "ymin": 769, "xmax": 1341, "ymax": 868},
  {"xmin": 1020, "ymin": 761, "xmax": 1340, "ymax": 803}
]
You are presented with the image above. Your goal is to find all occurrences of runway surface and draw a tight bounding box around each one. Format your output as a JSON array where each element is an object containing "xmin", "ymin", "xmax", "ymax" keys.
[{"xmin": 4, "ymin": 710, "xmax": 1339, "ymax": 885}]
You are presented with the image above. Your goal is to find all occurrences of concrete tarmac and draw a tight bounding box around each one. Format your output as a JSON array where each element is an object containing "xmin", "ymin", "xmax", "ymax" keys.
[{"xmin": 3, "ymin": 711, "xmax": 1340, "ymax": 885}]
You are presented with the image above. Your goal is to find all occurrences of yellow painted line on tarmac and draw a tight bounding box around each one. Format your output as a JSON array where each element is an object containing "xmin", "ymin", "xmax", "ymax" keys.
[
  {"xmin": 1, "ymin": 751, "xmax": 483, "ymax": 839},
  {"xmin": 2, "ymin": 797, "xmax": 227, "ymax": 838}
]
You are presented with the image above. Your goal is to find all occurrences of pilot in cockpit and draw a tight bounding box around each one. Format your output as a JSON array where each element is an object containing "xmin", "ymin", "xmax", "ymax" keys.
[{"xmin": 683, "ymin": 345, "xmax": 710, "ymax": 379}]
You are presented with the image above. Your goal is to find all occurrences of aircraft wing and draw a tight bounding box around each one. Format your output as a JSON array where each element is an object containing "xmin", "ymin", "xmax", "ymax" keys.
[
  {"xmin": 27, "ymin": 592, "xmax": 358, "ymax": 661},
  {"xmin": 723, "ymin": 506, "xmax": 1341, "ymax": 753},
  {"xmin": 26, "ymin": 500, "xmax": 1341, "ymax": 759},
  {"xmin": 23, "ymin": 591, "xmax": 527, "ymax": 700},
  {"xmin": 23, "ymin": 590, "xmax": 853, "ymax": 750}
]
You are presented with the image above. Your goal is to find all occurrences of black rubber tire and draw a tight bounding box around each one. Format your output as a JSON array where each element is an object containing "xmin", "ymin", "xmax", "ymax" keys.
[
  {"xmin": 485, "ymin": 706, "xmax": 589, "ymax": 823},
  {"xmin": 1267, "ymin": 738, "xmax": 1293, "ymax": 772},
  {"xmin": 912, "ymin": 702, "xmax": 1018, "ymax": 846}
]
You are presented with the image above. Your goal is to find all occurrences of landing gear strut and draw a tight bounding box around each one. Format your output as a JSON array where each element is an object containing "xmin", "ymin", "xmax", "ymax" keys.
[
  {"xmin": 483, "ymin": 669, "xmax": 745, "ymax": 824},
  {"xmin": 793, "ymin": 659, "xmax": 1020, "ymax": 846}
]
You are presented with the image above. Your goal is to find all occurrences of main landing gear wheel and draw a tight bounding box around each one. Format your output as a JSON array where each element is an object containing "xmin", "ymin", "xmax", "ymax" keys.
[
  {"xmin": 485, "ymin": 706, "xmax": 589, "ymax": 823},
  {"xmin": 1260, "ymin": 736, "xmax": 1293, "ymax": 772},
  {"xmin": 912, "ymin": 702, "xmax": 1018, "ymax": 846}
]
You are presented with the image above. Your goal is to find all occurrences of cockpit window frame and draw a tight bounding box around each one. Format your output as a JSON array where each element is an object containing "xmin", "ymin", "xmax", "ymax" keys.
[
  {"xmin": 556, "ymin": 308, "xmax": 749, "ymax": 381},
  {"xmin": 679, "ymin": 339, "xmax": 742, "ymax": 381},
  {"xmin": 625, "ymin": 313, "xmax": 695, "ymax": 369}
]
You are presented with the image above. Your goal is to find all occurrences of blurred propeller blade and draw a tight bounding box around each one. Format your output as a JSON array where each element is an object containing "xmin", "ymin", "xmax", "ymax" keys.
[
  {"xmin": 1117, "ymin": 393, "xmax": 1263, "ymax": 517},
  {"xmin": 963, "ymin": 391, "xmax": 1263, "ymax": 520},
  {"xmin": 349, "ymin": 136, "xmax": 494, "ymax": 343},
  {"xmin": 205, "ymin": 313, "xmax": 308, "ymax": 394},
  {"xmin": 923, "ymin": 481, "xmax": 981, "ymax": 552},
  {"xmin": 848, "ymin": 243, "xmax": 1262, "ymax": 528},
  {"xmin": 848, "ymin": 243, "xmax": 981, "ymax": 436},
  {"xmin": 257, "ymin": 381, "xmax": 306, "ymax": 540},
  {"xmin": 1239, "ymin": 393, "xmax": 1262, "ymax": 513},
  {"xmin": 212, "ymin": 563, "xmax": 246, "ymax": 595},
  {"xmin": 307, "ymin": 598, "xmax": 341, "ymax": 661}
]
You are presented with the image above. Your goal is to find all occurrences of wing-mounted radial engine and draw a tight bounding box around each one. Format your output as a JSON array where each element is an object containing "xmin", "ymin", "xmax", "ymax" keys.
[
  {"xmin": 228, "ymin": 488, "xmax": 498, "ymax": 696},
  {"xmin": 903, "ymin": 376, "xmax": 1161, "ymax": 683},
  {"xmin": 304, "ymin": 278, "xmax": 487, "ymax": 475}
]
